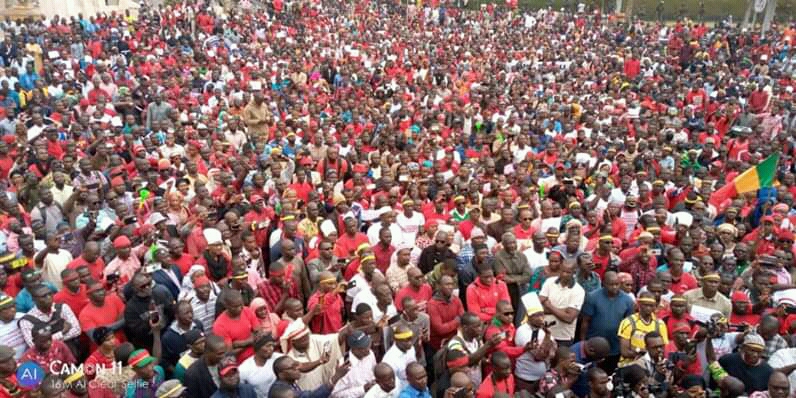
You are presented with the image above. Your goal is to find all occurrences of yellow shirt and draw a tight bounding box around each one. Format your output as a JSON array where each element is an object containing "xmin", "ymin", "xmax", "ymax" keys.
[{"xmin": 617, "ymin": 313, "xmax": 669, "ymax": 365}]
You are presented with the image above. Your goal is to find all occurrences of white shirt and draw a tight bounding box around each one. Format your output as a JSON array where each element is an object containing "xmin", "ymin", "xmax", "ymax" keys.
[
  {"xmin": 514, "ymin": 324, "xmax": 550, "ymax": 381},
  {"xmin": 239, "ymin": 353, "xmax": 283, "ymax": 396},
  {"xmin": 0, "ymin": 313, "xmax": 28, "ymax": 359},
  {"xmin": 363, "ymin": 381, "xmax": 401, "ymax": 398},
  {"xmin": 331, "ymin": 351, "xmax": 377, "ymax": 398},
  {"xmin": 367, "ymin": 223, "xmax": 406, "ymax": 247},
  {"xmin": 352, "ymin": 289, "xmax": 397, "ymax": 323},
  {"xmin": 40, "ymin": 249, "xmax": 74, "ymax": 290},
  {"xmin": 381, "ymin": 344, "xmax": 416, "ymax": 389},
  {"xmin": 539, "ymin": 277, "xmax": 585, "ymax": 341},
  {"xmin": 522, "ymin": 247, "xmax": 549, "ymax": 271},
  {"xmin": 396, "ymin": 212, "xmax": 425, "ymax": 244}
]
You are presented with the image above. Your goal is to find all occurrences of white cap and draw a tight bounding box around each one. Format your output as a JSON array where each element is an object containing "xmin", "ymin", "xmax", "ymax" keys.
[
  {"xmin": 203, "ymin": 228, "xmax": 223, "ymax": 245},
  {"xmin": 148, "ymin": 212, "xmax": 167, "ymax": 225}
]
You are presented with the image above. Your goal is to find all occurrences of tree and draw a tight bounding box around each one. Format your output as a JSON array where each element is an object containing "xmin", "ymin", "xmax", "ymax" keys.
[{"xmin": 761, "ymin": 0, "xmax": 777, "ymax": 36}]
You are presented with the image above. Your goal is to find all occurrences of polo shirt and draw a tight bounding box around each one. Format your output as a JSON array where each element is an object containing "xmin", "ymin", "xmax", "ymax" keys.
[
  {"xmin": 683, "ymin": 289, "xmax": 731, "ymax": 318},
  {"xmin": 539, "ymin": 276, "xmax": 585, "ymax": 340}
]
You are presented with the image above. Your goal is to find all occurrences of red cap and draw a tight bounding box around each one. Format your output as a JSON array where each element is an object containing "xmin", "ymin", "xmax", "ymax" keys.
[
  {"xmin": 762, "ymin": 215, "xmax": 775, "ymax": 224},
  {"xmin": 158, "ymin": 159, "xmax": 171, "ymax": 170},
  {"xmin": 672, "ymin": 322, "xmax": 691, "ymax": 334},
  {"xmin": 250, "ymin": 194, "xmax": 264, "ymax": 203},
  {"xmin": 353, "ymin": 164, "xmax": 368, "ymax": 174},
  {"xmin": 731, "ymin": 290, "xmax": 750, "ymax": 302},
  {"xmin": 133, "ymin": 145, "xmax": 146, "ymax": 154},
  {"xmin": 111, "ymin": 177, "xmax": 125, "ymax": 187},
  {"xmin": 299, "ymin": 156, "xmax": 313, "ymax": 166},
  {"xmin": 780, "ymin": 230, "xmax": 795, "ymax": 240},
  {"xmin": 193, "ymin": 275, "xmax": 210, "ymax": 287},
  {"xmin": 80, "ymin": 98, "xmax": 90, "ymax": 106},
  {"xmin": 113, "ymin": 235, "xmax": 131, "ymax": 249}
]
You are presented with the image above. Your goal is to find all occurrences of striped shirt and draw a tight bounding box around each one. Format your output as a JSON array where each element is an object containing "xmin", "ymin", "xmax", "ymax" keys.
[
  {"xmin": 0, "ymin": 313, "xmax": 28, "ymax": 359},
  {"xmin": 187, "ymin": 292, "xmax": 217, "ymax": 332}
]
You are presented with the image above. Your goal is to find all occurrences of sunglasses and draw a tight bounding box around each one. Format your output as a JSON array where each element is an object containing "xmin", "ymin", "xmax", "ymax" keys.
[{"xmin": 503, "ymin": 312, "xmax": 514, "ymax": 316}]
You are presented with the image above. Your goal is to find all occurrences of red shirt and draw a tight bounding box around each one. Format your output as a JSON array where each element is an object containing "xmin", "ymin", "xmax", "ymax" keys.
[
  {"xmin": 372, "ymin": 243, "xmax": 395, "ymax": 274},
  {"xmin": 335, "ymin": 232, "xmax": 369, "ymax": 259},
  {"xmin": 84, "ymin": 349, "xmax": 115, "ymax": 379},
  {"xmin": 394, "ymin": 283, "xmax": 433, "ymax": 312},
  {"xmin": 213, "ymin": 307, "xmax": 260, "ymax": 362},
  {"xmin": 466, "ymin": 278, "xmax": 511, "ymax": 322},
  {"xmin": 476, "ymin": 373, "xmax": 515, "ymax": 398},
  {"xmin": 66, "ymin": 257, "xmax": 105, "ymax": 282},
  {"xmin": 670, "ymin": 272, "xmax": 698, "ymax": 295},
  {"xmin": 78, "ymin": 295, "xmax": 126, "ymax": 344},
  {"xmin": 171, "ymin": 253, "xmax": 196, "ymax": 275},
  {"xmin": 53, "ymin": 286, "xmax": 88, "ymax": 316},
  {"xmin": 306, "ymin": 291, "xmax": 343, "ymax": 334}
]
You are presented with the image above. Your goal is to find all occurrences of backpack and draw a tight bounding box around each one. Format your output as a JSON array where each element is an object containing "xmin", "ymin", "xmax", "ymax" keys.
[
  {"xmin": 625, "ymin": 314, "xmax": 662, "ymax": 342},
  {"xmin": 19, "ymin": 303, "xmax": 65, "ymax": 335},
  {"xmin": 432, "ymin": 335, "xmax": 468, "ymax": 380}
]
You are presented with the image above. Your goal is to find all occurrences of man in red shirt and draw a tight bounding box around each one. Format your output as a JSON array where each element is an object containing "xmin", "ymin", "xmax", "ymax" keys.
[
  {"xmin": 476, "ymin": 351, "xmax": 515, "ymax": 398},
  {"xmin": 335, "ymin": 217, "xmax": 369, "ymax": 260},
  {"xmin": 78, "ymin": 281, "xmax": 126, "ymax": 344},
  {"xmin": 668, "ymin": 248, "xmax": 698, "ymax": 295},
  {"xmin": 213, "ymin": 290, "xmax": 261, "ymax": 362},
  {"xmin": 395, "ymin": 267, "xmax": 432, "ymax": 312},
  {"xmin": 66, "ymin": 241, "xmax": 105, "ymax": 282},
  {"xmin": 372, "ymin": 228, "xmax": 395, "ymax": 274},
  {"xmin": 427, "ymin": 275, "xmax": 463, "ymax": 349},
  {"xmin": 53, "ymin": 269, "xmax": 88, "ymax": 316},
  {"xmin": 749, "ymin": 84, "xmax": 769, "ymax": 114}
]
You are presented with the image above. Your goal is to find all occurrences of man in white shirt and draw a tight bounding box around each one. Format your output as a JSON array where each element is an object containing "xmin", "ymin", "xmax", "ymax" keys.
[
  {"xmin": 238, "ymin": 334, "xmax": 283, "ymax": 396},
  {"xmin": 331, "ymin": 331, "xmax": 377, "ymax": 398},
  {"xmin": 381, "ymin": 324, "xmax": 418, "ymax": 389},
  {"xmin": 539, "ymin": 262, "xmax": 585, "ymax": 346},
  {"xmin": 396, "ymin": 201, "xmax": 425, "ymax": 244},
  {"xmin": 35, "ymin": 233, "xmax": 73, "ymax": 290},
  {"xmin": 522, "ymin": 232, "xmax": 549, "ymax": 270},
  {"xmin": 364, "ymin": 363, "xmax": 400, "ymax": 398},
  {"xmin": 514, "ymin": 306, "xmax": 556, "ymax": 389},
  {"xmin": 353, "ymin": 283, "xmax": 397, "ymax": 324},
  {"xmin": 0, "ymin": 295, "xmax": 27, "ymax": 359}
]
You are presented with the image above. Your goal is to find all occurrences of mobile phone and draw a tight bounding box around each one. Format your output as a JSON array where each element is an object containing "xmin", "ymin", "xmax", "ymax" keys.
[
  {"xmin": 149, "ymin": 310, "xmax": 160, "ymax": 324},
  {"xmin": 323, "ymin": 341, "xmax": 331, "ymax": 354}
]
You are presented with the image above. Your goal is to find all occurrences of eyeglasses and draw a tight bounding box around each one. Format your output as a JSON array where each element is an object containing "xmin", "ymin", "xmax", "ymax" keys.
[
  {"xmin": 503, "ymin": 312, "xmax": 514, "ymax": 316},
  {"xmin": 435, "ymin": 240, "xmax": 447, "ymax": 244},
  {"xmin": 522, "ymin": 218, "xmax": 532, "ymax": 221}
]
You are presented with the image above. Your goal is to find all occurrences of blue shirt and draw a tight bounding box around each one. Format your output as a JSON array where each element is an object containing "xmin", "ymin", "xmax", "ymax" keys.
[
  {"xmin": 569, "ymin": 342, "xmax": 593, "ymax": 398},
  {"xmin": 399, "ymin": 385, "xmax": 432, "ymax": 398},
  {"xmin": 581, "ymin": 288, "xmax": 634, "ymax": 355},
  {"xmin": 16, "ymin": 282, "xmax": 58, "ymax": 313}
]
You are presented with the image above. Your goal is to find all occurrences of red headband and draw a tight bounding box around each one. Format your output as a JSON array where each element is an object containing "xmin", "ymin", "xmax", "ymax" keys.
[{"xmin": 447, "ymin": 356, "xmax": 469, "ymax": 368}]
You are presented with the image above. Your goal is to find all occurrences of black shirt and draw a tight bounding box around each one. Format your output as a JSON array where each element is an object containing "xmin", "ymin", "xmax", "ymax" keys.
[{"xmin": 718, "ymin": 352, "xmax": 773, "ymax": 394}]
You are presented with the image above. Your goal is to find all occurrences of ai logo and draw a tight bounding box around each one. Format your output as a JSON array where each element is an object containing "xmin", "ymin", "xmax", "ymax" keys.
[{"xmin": 16, "ymin": 361, "xmax": 44, "ymax": 389}]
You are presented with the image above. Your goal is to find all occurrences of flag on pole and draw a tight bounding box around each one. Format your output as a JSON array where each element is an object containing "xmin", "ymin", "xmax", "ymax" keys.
[{"xmin": 709, "ymin": 153, "xmax": 780, "ymax": 212}]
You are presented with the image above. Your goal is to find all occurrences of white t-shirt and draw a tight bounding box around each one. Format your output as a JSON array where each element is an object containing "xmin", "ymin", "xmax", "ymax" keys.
[
  {"xmin": 514, "ymin": 324, "xmax": 549, "ymax": 381},
  {"xmin": 539, "ymin": 277, "xmax": 585, "ymax": 341},
  {"xmin": 238, "ymin": 353, "xmax": 283, "ymax": 396},
  {"xmin": 41, "ymin": 249, "xmax": 74, "ymax": 290},
  {"xmin": 523, "ymin": 247, "xmax": 549, "ymax": 271},
  {"xmin": 396, "ymin": 211, "xmax": 425, "ymax": 244}
]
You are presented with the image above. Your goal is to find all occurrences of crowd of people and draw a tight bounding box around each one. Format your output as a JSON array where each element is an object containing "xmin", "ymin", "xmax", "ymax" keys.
[{"xmin": 0, "ymin": 0, "xmax": 796, "ymax": 397}]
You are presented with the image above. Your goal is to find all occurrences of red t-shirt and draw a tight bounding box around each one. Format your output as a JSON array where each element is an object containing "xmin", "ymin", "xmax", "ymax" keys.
[
  {"xmin": 213, "ymin": 307, "xmax": 259, "ymax": 362},
  {"xmin": 67, "ymin": 257, "xmax": 105, "ymax": 283},
  {"xmin": 670, "ymin": 272, "xmax": 698, "ymax": 295},
  {"xmin": 335, "ymin": 232, "xmax": 369, "ymax": 259},
  {"xmin": 78, "ymin": 295, "xmax": 126, "ymax": 343},
  {"xmin": 394, "ymin": 284, "xmax": 433, "ymax": 312},
  {"xmin": 53, "ymin": 286, "xmax": 88, "ymax": 316}
]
